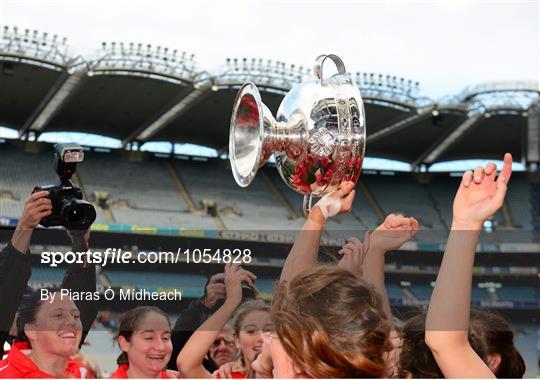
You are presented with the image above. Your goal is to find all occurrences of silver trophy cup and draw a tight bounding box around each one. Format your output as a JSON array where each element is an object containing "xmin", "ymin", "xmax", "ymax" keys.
[{"xmin": 229, "ymin": 54, "xmax": 366, "ymax": 216}]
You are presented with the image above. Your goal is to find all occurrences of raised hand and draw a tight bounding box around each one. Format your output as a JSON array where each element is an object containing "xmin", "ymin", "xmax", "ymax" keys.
[
  {"xmin": 313, "ymin": 181, "xmax": 356, "ymax": 221},
  {"xmin": 224, "ymin": 263, "xmax": 257, "ymax": 307},
  {"xmin": 370, "ymin": 214, "xmax": 420, "ymax": 254},
  {"xmin": 337, "ymin": 231, "xmax": 370, "ymax": 274},
  {"xmin": 453, "ymin": 153, "xmax": 512, "ymax": 229}
]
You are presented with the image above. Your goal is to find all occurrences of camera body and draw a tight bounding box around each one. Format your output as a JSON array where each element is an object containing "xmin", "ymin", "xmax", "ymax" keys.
[{"xmin": 32, "ymin": 143, "xmax": 96, "ymax": 230}]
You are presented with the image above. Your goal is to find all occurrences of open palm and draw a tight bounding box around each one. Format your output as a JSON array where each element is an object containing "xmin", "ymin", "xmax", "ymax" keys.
[{"xmin": 453, "ymin": 153, "xmax": 512, "ymax": 226}]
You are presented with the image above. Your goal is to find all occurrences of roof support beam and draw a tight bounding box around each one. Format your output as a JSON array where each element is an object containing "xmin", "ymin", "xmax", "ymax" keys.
[
  {"xmin": 19, "ymin": 70, "xmax": 85, "ymax": 135},
  {"xmin": 527, "ymin": 101, "xmax": 540, "ymax": 163},
  {"xmin": 123, "ymin": 86, "xmax": 211, "ymax": 147},
  {"xmin": 367, "ymin": 105, "xmax": 435, "ymax": 144},
  {"xmin": 415, "ymin": 112, "xmax": 483, "ymax": 167}
]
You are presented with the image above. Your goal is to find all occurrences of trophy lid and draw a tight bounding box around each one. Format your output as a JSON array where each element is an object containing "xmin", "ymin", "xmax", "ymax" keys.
[{"xmin": 229, "ymin": 82, "xmax": 264, "ymax": 187}]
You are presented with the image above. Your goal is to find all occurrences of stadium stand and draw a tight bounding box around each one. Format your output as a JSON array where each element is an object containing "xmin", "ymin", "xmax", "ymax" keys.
[
  {"xmin": 0, "ymin": 144, "xmax": 53, "ymax": 218},
  {"xmin": 29, "ymin": 265, "xmax": 65, "ymax": 284},
  {"xmin": 498, "ymin": 286, "xmax": 537, "ymax": 302},
  {"xmin": 78, "ymin": 151, "xmax": 188, "ymax": 212},
  {"xmin": 1, "ymin": 142, "xmax": 536, "ymax": 244},
  {"xmin": 172, "ymin": 158, "xmax": 304, "ymax": 231}
]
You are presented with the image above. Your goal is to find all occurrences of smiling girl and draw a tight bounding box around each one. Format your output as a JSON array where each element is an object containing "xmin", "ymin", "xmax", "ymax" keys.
[
  {"xmin": 177, "ymin": 263, "xmax": 270, "ymax": 379},
  {"xmin": 0, "ymin": 290, "xmax": 86, "ymax": 378},
  {"xmin": 112, "ymin": 306, "xmax": 176, "ymax": 378}
]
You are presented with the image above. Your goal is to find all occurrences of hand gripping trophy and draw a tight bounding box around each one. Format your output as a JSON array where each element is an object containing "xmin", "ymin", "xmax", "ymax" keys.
[{"xmin": 229, "ymin": 54, "xmax": 366, "ymax": 216}]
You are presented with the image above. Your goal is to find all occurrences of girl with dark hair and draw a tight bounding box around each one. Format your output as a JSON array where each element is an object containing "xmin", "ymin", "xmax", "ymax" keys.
[
  {"xmin": 399, "ymin": 308, "xmax": 526, "ymax": 378},
  {"xmin": 177, "ymin": 263, "xmax": 262, "ymax": 379},
  {"xmin": 424, "ymin": 153, "xmax": 525, "ymax": 378},
  {"xmin": 0, "ymin": 290, "xmax": 86, "ymax": 378},
  {"xmin": 112, "ymin": 306, "xmax": 176, "ymax": 378}
]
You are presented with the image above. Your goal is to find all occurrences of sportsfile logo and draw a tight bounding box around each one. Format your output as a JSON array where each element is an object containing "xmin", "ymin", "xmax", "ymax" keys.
[{"xmin": 40, "ymin": 248, "xmax": 253, "ymax": 267}]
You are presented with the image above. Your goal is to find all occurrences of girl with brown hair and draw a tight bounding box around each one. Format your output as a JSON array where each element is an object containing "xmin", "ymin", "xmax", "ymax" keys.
[
  {"xmin": 253, "ymin": 265, "xmax": 392, "ymax": 378},
  {"xmin": 177, "ymin": 263, "xmax": 265, "ymax": 378},
  {"xmin": 112, "ymin": 306, "xmax": 176, "ymax": 378},
  {"xmin": 249, "ymin": 181, "xmax": 392, "ymax": 378}
]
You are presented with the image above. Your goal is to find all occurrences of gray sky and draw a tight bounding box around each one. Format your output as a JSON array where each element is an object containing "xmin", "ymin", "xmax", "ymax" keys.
[{"xmin": 1, "ymin": 0, "xmax": 539, "ymax": 99}]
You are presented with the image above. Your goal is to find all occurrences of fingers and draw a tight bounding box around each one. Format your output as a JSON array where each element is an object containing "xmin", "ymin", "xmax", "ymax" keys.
[
  {"xmin": 225, "ymin": 263, "xmax": 257, "ymax": 283},
  {"xmin": 462, "ymin": 170, "xmax": 473, "ymax": 187},
  {"xmin": 209, "ymin": 273, "xmax": 226, "ymax": 284},
  {"xmin": 27, "ymin": 190, "xmax": 49, "ymax": 203},
  {"xmin": 224, "ymin": 262, "xmax": 239, "ymax": 274},
  {"xmin": 207, "ymin": 283, "xmax": 226, "ymax": 294},
  {"xmin": 362, "ymin": 231, "xmax": 371, "ymax": 254},
  {"xmin": 341, "ymin": 189, "xmax": 355, "ymax": 212},
  {"xmin": 29, "ymin": 197, "xmax": 52, "ymax": 209},
  {"xmin": 345, "ymin": 237, "xmax": 361, "ymax": 246},
  {"xmin": 384, "ymin": 213, "xmax": 415, "ymax": 230},
  {"xmin": 497, "ymin": 152, "xmax": 513, "ymax": 185},
  {"xmin": 335, "ymin": 181, "xmax": 355, "ymax": 198},
  {"xmin": 484, "ymin": 162, "xmax": 497, "ymax": 177},
  {"xmin": 492, "ymin": 176, "xmax": 508, "ymax": 210},
  {"xmin": 410, "ymin": 217, "xmax": 420, "ymax": 235},
  {"xmin": 338, "ymin": 247, "xmax": 353, "ymax": 255},
  {"xmin": 240, "ymin": 268, "xmax": 257, "ymax": 281},
  {"xmin": 33, "ymin": 201, "xmax": 52, "ymax": 212},
  {"xmin": 473, "ymin": 166, "xmax": 485, "ymax": 184}
]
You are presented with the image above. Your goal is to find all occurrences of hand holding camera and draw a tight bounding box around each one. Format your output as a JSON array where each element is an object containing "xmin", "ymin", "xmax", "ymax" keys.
[
  {"xmin": 10, "ymin": 191, "xmax": 53, "ymax": 253},
  {"xmin": 17, "ymin": 191, "xmax": 53, "ymax": 230},
  {"xmin": 32, "ymin": 143, "xmax": 96, "ymax": 230}
]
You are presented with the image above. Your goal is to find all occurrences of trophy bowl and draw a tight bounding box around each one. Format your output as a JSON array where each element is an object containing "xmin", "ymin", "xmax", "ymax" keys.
[{"xmin": 229, "ymin": 54, "xmax": 366, "ymax": 215}]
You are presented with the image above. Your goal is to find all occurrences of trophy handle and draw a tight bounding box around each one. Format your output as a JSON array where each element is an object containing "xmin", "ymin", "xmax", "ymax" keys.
[
  {"xmin": 302, "ymin": 194, "xmax": 313, "ymax": 217},
  {"xmin": 314, "ymin": 54, "xmax": 347, "ymax": 81}
]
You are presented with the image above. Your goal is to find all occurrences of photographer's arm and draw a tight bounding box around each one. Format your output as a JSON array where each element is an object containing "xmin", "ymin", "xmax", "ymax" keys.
[
  {"xmin": 280, "ymin": 181, "xmax": 356, "ymax": 284},
  {"xmin": 425, "ymin": 154, "xmax": 512, "ymax": 378},
  {"xmin": 177, "ymin": 264, "xmax": 255, "ymax": 379},
  {"xmin": 0, "ymin": 191, "xmax": 51, "ymax": 354},
  {"xmin": 61, "ymin": 228, "xmax": 98, "ymax": 345}
]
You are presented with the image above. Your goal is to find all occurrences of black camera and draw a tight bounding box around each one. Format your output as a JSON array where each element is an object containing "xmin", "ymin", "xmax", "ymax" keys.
[{"xmin": 33, "ymin": 143, "xmax": 96, "ymax": 230}]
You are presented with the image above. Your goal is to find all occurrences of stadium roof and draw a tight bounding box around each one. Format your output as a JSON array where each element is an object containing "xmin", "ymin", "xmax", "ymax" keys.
[{"xmin": 1, "ymin": 26, "xmax": 539, "ymax": 169}]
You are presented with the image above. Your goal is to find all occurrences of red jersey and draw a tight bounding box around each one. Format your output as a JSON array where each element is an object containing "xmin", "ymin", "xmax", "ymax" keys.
[
  {"xmin": 215, "ymin": 371, "xmax": 248, "ymax": 379},
  {"xmin": 0, "ymin": 341, "xmax": 87, "ymax": 378},
  {"xmin": 111, "ymin": 363, "xmax": 172, "ymax": 378}
]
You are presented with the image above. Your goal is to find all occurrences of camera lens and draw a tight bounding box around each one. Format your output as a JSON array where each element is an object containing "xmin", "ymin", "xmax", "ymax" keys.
[
  {"xmin": 61, "ymin": 197, "xmax": 96, "ymax": 229},
  {"xmin": 66, "ymin": 207, "xmax": 83, "ymax": 222}
]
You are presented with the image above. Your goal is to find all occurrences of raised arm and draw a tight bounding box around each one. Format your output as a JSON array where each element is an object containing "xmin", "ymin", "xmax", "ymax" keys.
[
  {"xmin": 177, "ymin": 264, "xmax": 255, "ymax": 378},
  {"xmin": 425, "ymin": 153, "xmax": 512, "ymax": 378},
  {"xmin": 280, "ymin": 181, "xmax": 355, "ymax": 283},
  {"xmin": 364, "ymin": 214, "xmax": 419, "ymax": 323}
]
